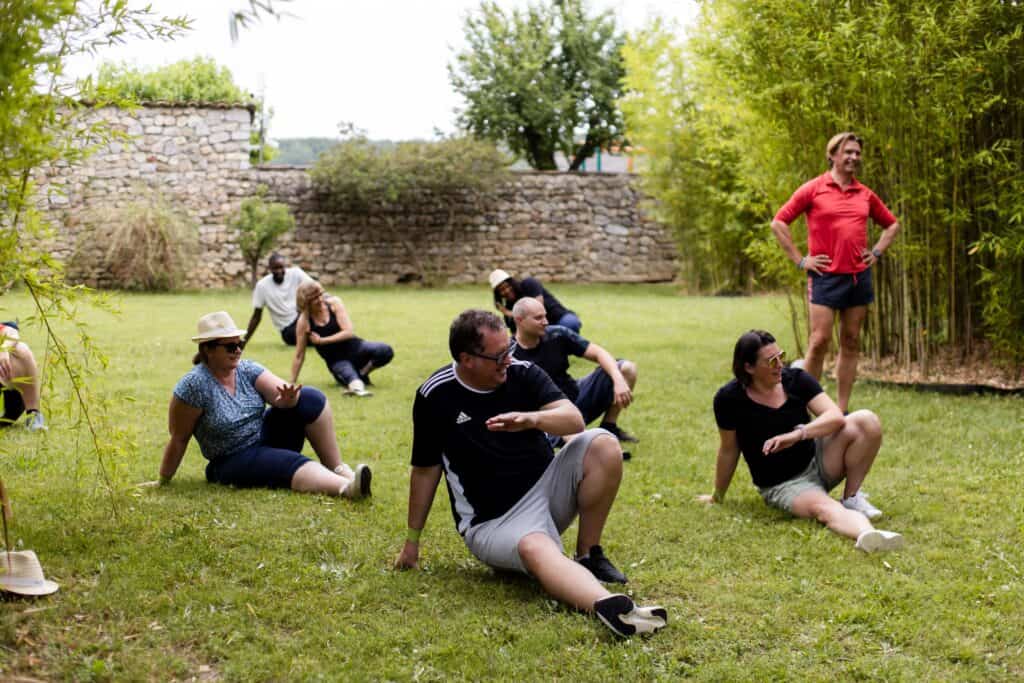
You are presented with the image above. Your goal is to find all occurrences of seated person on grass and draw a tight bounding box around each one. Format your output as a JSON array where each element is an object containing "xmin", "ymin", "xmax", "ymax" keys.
[
  {"xmin": 157, "ymin": 311, "xmax": 371, "ymax": 498},
  {"xmin": 394, "ymin": 310, "xmax": 666, "ymax": 638},
  {"xmin": 245, "ymin": 253, "xmax": 313, "ymax": 346},
  {"xmin": 290, "ymin": 281, "xmax": 394, "ymax": 398},
  {"xmin": 0, "ymin": 322, "xmax": 46, "ymax": 431},
  {"xmin": 699, "ymin": 329, "xmax": 903, "ymax": 553},
  {"xmin": 510, "ymin": 298, "xmax": 638, "ymax": 449},
  {"xmin": 489, "ymin": 268, "xmax": 581, "ymax": 334}
]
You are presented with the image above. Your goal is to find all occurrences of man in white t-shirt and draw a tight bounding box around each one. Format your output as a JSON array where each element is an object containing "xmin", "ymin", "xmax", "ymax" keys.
[{"xmin": 246, "ymin": 253, "xmax": 313, "ymax": 345}]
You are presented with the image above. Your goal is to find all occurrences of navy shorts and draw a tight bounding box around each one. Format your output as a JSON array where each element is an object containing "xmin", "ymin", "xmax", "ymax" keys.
[
  {"xmin": 205, "ymin": 386, "xmax": 327, "ymax": 489},
  {"xmin": 574, "ymin": 360, "xmax": 627, "ymax": 425},
  {"xmin": 808, "ymin": 268, "xmax": 874, "ymax": 310}
]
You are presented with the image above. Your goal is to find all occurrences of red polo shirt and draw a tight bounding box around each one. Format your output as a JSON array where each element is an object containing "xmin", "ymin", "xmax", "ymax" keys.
[{"xmin": 774, "ymin": 172, "xmax": 897, "ymax": 274}]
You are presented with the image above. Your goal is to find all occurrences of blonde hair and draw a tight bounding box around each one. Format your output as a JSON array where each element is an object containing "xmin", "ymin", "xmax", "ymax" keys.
[
  {"xmin": 295, "ymin": 280, "xmax": 325, "ymax": 318},
  {"xmin": 826, "ymin": 132, "xmax": 863, "ymax": 167}
]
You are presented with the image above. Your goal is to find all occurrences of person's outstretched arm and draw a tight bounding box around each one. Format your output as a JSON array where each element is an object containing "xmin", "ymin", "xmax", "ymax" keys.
[
  {"xmin": 582, "ymin": 342, "xmax": 632, "ymax": 408},
  {"xmin": 245, "ymin": 307, "xmax": 262, "ymax": 342},
  {"xmin": 290, "ymin": 315, "xmax": 310, "ymax": 384},
  {"xmin": 486, "ymin": 398, "xmax": 584, "ymax": 437},
  {"xmin": 158, "ymin": 396, "xmax": 202, "ymax": 484},
  {"xmin": 395, "ymin": 465, "xmax": 443, "ymax": 570},
  {"xmin": 698, "ymin": 430, "xmax": 741, "ymax": 504}
]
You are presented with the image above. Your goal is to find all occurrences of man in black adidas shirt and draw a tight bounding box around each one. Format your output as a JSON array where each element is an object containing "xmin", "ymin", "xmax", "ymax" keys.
[
  {"xmin": 510, "ymin": 298, "xmax": 638, "ymax": 443},
  {"xmin": 394, "ymin": 310, "xmax": 667, "ymax": 638}
]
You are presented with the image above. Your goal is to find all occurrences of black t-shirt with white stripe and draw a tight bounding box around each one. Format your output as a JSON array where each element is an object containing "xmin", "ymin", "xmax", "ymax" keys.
[{"xmin": 412, "ymin": 360, "xmax": 565, "ymax": 533}]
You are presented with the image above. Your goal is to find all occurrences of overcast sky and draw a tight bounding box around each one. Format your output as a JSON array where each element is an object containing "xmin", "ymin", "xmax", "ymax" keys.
[{"xmin": 66, "ymin": 0, "xmax": 697, "ymax": 141}]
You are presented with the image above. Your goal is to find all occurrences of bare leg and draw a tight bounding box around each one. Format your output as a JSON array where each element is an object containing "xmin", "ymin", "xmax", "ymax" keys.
[
  {"xmin": 790, "ymin": 489, "xmax": 872, "ymax": 540},
  {"xmin": 6, "ymin": 342, "xmax": 41, "ymax": 411},
  {"xmin": 518, "ymin": 532, "xmax": 610, "ymax": 611},
  {"xmin": 303, "ymin": 400, "xmax": 343, "ymax": 471},
  {"xmin": 836, "ymin": 305, "xmax": 868, "ymax": 413},
  {"xmin": 290, "ymin": 461, "xmax": 352, "ymax": 495},
  {"xmin": 804, "ymin": 304, "xmax": 835, "ymax": 380},
  {"xmin": 575, "ymin": 433, "xmax": 623, "ymax": 556},
  {"xmin": 820, "ymin": 409, "xmax": 883, "ymax": 498},
  {"xmin": 602, "ymin": 360, "xmax": 637, "ymax": 424}
]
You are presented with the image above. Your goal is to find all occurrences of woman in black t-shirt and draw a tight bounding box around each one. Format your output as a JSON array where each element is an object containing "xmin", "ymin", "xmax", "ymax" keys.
[{"xmin": 699, "ymin": 330, "xmax": 903, "ymax": 552}]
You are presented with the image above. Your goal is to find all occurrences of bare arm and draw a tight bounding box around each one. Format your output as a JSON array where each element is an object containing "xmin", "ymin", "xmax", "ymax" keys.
[
  {"xmin": 863, "ymin": 221, "xmax": 901, "ymax": 267},
  {"xmin": 582, "ymin": 342, "xmax": 631, "ymax": 408},
  {"xmin": 290, "ymin": 315, "xmax": 310, "ymax": 384},
  {"xmin": 485, "ymin": 397, "xmax": 584, "ymax": 436},
  {"xmin": 770, "ymin": 219, "xmax": 831, "ymax": 275},
  {"xmin": 254, "ymin": 369, "xmax": 301, "ymax": 409},
  {"xmin": 245, "ymin": 308, "xmax": 262, "ymax": 342},
  {"xmin": 761, "ymin": 392, "xmax": 845, "ymax": 454},
  {"xmin": 159, "ymin": 396, "xmax": 203, "ymax": 483},
  {"xmin": 697, "ymin": 429, "xmax": 741, "ymax": 504},
  {"xmin": 394, "ymin": 464, "xmax": 444, "ymax": 569},
  {"xmin": 309, "ymin": 298, "xmax": 356, "ymax": 346}
]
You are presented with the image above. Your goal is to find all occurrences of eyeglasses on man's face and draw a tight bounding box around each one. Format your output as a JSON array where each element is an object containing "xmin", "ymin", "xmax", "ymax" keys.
[{"xmin": 470, "ymin": 344, "xmax": 513, "ymax": 365}]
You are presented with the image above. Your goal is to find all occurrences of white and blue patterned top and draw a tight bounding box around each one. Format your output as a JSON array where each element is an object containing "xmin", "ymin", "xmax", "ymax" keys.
[{"xmin": 173, "ymin": 360, "xmax": 267, "ymax": 461}]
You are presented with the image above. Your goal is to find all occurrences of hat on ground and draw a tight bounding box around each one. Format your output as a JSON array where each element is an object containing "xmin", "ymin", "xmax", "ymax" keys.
[
  {"xmin": 0, "ymin": 550, "xmax": 59, "ymax": 596},
  {"xmin": 488, "ymin": 269, "xmax": 512, "ymax": 290},
  {"xmin": 192, "ymin": 311, "xmax": 246, "ymax": 343}
]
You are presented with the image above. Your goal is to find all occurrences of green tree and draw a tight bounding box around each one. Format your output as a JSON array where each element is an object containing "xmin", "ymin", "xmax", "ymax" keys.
[
  {"xmin": 232, "ymin": 187, "xmax": 296, "ymax": 286},
  {"xmin": 449, "ymin": 0, "xmax": 626, "ymax": 171},
  {"xmin": 624, "ymin": 0, "xmax": 1024, "ymax": 368}
]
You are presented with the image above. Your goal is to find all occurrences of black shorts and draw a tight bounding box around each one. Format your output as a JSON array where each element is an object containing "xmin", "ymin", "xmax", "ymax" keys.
[{"xmin": 808, "ymin": 269, "xmax": 874, "ymax": 310}]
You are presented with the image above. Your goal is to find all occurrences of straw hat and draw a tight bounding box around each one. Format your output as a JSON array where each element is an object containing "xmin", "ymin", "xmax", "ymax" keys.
[
  {"xmin": 191, "ymin": 311, "xmax": 246, "ymax": 343},
  {"xmin": 488, "ymin": 269, "xmax": 512, "ymax": 290},
  {"xmin": 0, "ymin": 550, "xmax": 59, "ymax": 596}
]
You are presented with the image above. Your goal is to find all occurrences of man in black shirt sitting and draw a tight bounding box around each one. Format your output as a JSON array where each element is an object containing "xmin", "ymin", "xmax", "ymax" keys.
[
  {"xmin": 510, "ymin": 298, "xmax": 638, "ymax": 445},
  {"xmin": 394, "ymin": 310, "xmax": 667, "ymax": 638}
]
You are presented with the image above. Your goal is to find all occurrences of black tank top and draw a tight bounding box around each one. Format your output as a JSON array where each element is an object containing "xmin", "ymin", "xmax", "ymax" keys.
[{"xmin": 308, "ymin": 304, "xmax": 360, "ymax": 364}]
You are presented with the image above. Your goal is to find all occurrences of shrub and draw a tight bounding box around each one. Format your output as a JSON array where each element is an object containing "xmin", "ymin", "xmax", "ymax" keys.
[
  {"xmin": 69, "ymin": 194, "xmax": 199, "ymax": 291},
  {"xmin": 232, "ymin": 187, "xmax": 296, "ymax": 287}
]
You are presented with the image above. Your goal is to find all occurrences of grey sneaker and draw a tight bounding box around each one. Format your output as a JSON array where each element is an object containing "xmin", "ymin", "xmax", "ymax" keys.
[
  {"xmin": 23, "ymin": 411, "xmax": 46, "ymax": 432},
  {"xmin": 842, "ymin": 491, "xmax": 883, "ymax": 520},
  {"xmin": 577, "ymin": 545, "xmax": 627, "ymax": 584},
  {"xmin": 594, "ymin": 594, "xmax": 667, "ymax": 637},
  {"xmin": 855, "ymin": 529, "xmax": 904, "ymax": 553}
]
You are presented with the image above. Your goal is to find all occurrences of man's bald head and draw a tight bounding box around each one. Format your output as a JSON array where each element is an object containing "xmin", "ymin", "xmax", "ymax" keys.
[{"xmin": 512, "ymin": 297, "xmax": 544, "ymax": 321}]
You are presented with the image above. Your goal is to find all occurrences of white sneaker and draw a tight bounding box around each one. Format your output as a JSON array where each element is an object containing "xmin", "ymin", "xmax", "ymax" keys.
[
  {"xmin": 842, "ymin": 491, "xmax": 883, "ymax": 520},
  {"xmin": 855, "ymin": 529, "xmax": 904, "ymax": 553},
  {"xmin": 343, "ymin": 464, "xmax": 372, "ymax": 499},
  {"xmin": 789, "ymin": 358, "xmax": 806, "ymax": 370},
  {"xmin": 344, "ymin": 387, "xmax": 373, "ymax": 397}
]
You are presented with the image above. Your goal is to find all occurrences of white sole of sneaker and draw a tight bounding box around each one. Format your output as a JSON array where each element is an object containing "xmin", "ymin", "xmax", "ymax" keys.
[
  {"xmin": 621, "ymin": 606, "xmax": 668, "ymax": 635},
  {"xmin": 856, "ymin": 529, "xmax": 904, "ymax": 553}
]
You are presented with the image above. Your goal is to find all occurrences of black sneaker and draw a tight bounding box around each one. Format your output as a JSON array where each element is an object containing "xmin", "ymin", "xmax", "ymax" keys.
[
  {"xmin": 593, "ymin": 594, "xmax": 668, "ymax": 638},
  {"xmin": 577, "ymin": 545, "xmax": 627, "ymax": 584},
  {"xmin": 621, "ymin": 450, "xmax": 632, "ymax": 461},
  {"xmin": 599, "ymin": 422, "xmax": 638, "ymax": 443}
]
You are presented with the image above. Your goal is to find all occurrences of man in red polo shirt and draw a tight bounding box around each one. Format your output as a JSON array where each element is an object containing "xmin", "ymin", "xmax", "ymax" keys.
[{"xmin": 770, "ymin": 132, "xmax": 901, "ymax": 413}]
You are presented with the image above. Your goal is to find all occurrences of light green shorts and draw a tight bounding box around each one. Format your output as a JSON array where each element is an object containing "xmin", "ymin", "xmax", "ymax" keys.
[{"xmin": 758, "ymin": 439, "xmax": 842, "ymax": 513}]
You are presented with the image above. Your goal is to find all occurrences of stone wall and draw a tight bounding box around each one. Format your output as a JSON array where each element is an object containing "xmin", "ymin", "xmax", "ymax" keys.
[{"xmin": 36, "ymin": 104, "xmax": 677, "ymax": 288}]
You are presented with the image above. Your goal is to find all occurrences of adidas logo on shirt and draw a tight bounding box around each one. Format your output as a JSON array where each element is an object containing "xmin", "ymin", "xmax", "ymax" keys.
[{"xmin": 456, "ymin": 411, "xmax": 472, "ymax": 424}]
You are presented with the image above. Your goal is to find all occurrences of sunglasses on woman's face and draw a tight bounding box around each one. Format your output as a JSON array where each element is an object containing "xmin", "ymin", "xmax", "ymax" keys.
[
  {"xmin": 211, "ymin": 341, "xmax": 244, "ymax": 353},
  {"xmin": 761, "ymin": 350, "xmax": 786, "ymax": 368}
]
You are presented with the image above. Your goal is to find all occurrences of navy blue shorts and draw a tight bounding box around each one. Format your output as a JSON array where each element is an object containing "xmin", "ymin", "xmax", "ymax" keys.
[
  {"xmin": 573, "ymin": 360, "xmax": 627, "ymax": 425},
  {"xmin": 808, "ymin": 268, "xmax": 874, "ymax": 310},
  {"xmin": 205, "ymin": 386, "xmax": 327, "ymax": 489}
]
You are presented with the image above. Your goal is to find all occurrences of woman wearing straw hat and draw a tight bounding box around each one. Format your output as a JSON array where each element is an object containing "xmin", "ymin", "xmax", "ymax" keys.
[
  {"xmin": 157, "ymin": 311, "xmax": 371, "ymax": 497},
  {"xmin": 290, "ymin": 281, "xmax": 394, "ymax": 397},
  {"xmin": 488, "ymin": 269, "xmax": 581, "ymax": 334}
]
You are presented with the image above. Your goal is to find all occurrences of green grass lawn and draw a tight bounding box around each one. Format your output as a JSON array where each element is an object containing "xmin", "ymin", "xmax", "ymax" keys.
[{"xmin": 1, "ymin": 284, "xmax": 1022, "ymax": 681}]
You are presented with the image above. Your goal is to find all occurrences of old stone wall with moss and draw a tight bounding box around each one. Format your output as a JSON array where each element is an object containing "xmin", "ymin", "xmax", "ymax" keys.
[{"xmin": 36, "ymin": 103, "xmax": 677, "ymax": 288}]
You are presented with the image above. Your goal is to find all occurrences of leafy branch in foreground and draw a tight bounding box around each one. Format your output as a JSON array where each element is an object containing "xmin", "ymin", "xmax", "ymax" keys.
[{"xmin": 1, "ymin": 1, "xmax": 188, "ymax": 493}]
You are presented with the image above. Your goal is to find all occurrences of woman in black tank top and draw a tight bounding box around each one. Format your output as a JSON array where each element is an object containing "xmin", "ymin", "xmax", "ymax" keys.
[{"xmin": 289, "ymin": 281, "xmax": 394, "ymax": 397}]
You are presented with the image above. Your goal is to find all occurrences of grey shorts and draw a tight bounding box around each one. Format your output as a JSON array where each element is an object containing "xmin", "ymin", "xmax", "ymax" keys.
[
  {"xmin": 463, "ymin": 428, "xmax": 608, "ymax": 574},
  {"xmin": 758, "ymin": 439, "xmax": 843, "ymax": 513}
]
